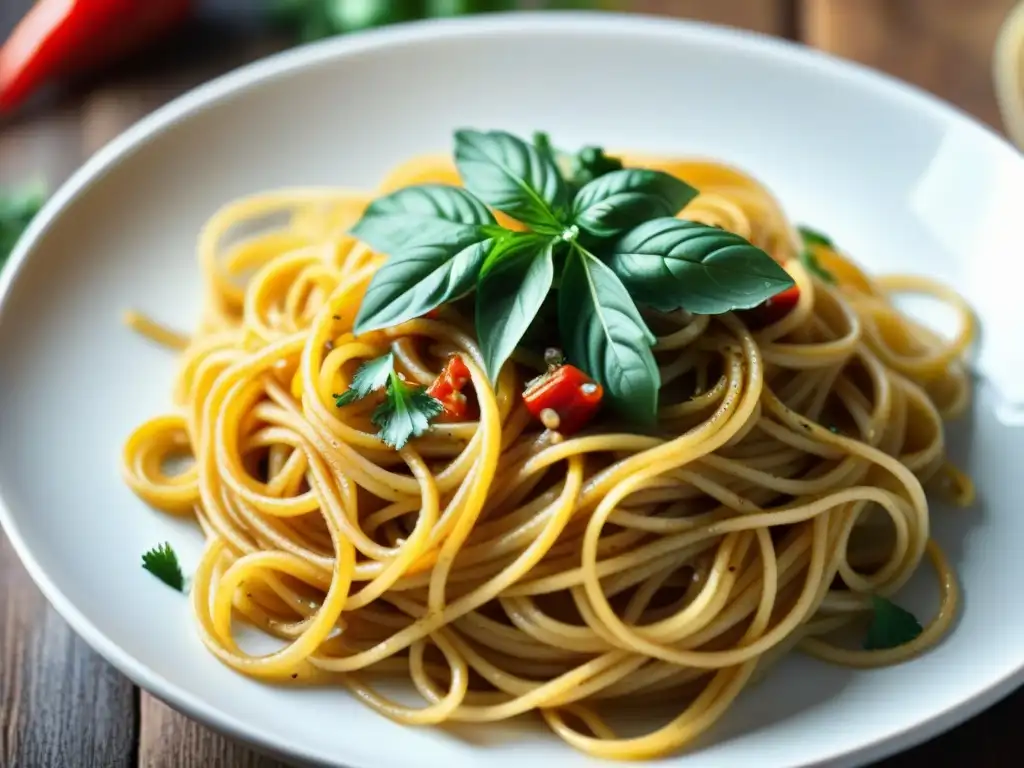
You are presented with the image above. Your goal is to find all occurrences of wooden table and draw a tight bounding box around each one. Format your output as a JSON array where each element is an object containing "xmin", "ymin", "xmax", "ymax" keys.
[{"xmin": 0, "ymin": 2, "xmax": 1019, "ymax": 766}]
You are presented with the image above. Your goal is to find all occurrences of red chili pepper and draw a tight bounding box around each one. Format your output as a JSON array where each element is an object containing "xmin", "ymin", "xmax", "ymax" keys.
[
  {"xmin": 522, "ymin": 364, "xmax": 603, "ymax": 435},
  {"xmin": 427, "ymin": 354, "xmax": 474, "ymax": 420},
  {"xmin": 738, "ymin": 285, "xmax": 801, "ymax": 330},
  {"xmin": 0, "ymin": 0, "xmax": 193, "ymax": 114}
]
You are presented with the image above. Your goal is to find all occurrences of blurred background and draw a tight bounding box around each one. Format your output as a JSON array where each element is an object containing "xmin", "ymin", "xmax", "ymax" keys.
[
  {"xmin": 1, "ymin": 0, "xmax": 1020, "ymax": 263},
  {"xmin": 1, "ymin": 2, "xmax": 1023, "ymax": 767}
]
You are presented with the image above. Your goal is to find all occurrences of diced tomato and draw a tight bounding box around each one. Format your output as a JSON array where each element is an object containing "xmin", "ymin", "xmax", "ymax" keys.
[
  {"xmin": 522, "ymin": 364, "xmax": 603, "ymax": 435},
  {"xmin": 427, "ymin": 354, "xmax": 474, "ymax": 420},
  {"xmin": 738, "ymin": 285, "xmax": 800, "ymax": 330}
]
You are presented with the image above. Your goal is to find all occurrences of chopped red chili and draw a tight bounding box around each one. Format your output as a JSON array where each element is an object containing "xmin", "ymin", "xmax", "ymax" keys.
[
  {"xmin": 0, "ymin": 0, "xmax": 193, "ymax": 114},
  {"xmin": 522, "ymin": 364, "xmax": 603, "ymax": 435},
  {"xmin": 427, "ymin": 354, "xmax": 474, "ymax": 420}
]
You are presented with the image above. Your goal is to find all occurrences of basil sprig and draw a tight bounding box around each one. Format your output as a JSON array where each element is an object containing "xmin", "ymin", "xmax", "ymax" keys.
[
  {"xmin": 608, "ymin": 219, "xmax": 795, "ymax": 314},
  {"xmin": 350, "ymin": 129, "xmax": 793, "ymax": 423}
]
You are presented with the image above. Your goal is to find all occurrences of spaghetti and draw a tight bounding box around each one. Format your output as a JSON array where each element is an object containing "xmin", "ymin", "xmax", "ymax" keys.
[{"xmin": 121, "ymin": 150, "xmax": 974, "ymax": 760}]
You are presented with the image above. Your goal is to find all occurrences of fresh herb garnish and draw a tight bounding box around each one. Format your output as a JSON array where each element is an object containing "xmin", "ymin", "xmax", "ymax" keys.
[
  {"xmin": 349, "ymin": 129, "xmax": 794, "ymax": 423},
  {"xmin": 335, "ymin": 352, "xmax": 444, "ymax": 449},
  {"xmin": 532, "ymin": 131, "xmax": 624, "ymax": 194},
  {"xmin": 142, "ymin": 542, "xmax": 185, "ymax": 592},
  {"xmin": 797, "ymin": 224, "xmax": 837, "ymax": 284},
  {"xmin": 608, "ymin": 218, "xmax": 794, "ymax": 314},
  {"xmin": 572, "ymin": 169, "xmax": 697, "ymax": 239},
  {"xmin": 560, "ymin": 244, "xmax": 660, "ymax": 425},
  {"xmin": 334, "ymin": 351, "xmax": 396, "ymax": 405},
  {"xmin": 864, "ymin": 595, "xmax": 923, "ymax": 650},
  {"xmin": 1, "ymin": 181, "xmax": 47, "ymax": 267},
  {"xmin": 271, "ymin": 0, "xmax": 420, "ymax": 42},
  {"xmin": 454, "ymin": 129, "xmax": 569, "ymax": 229},
  {"xmin": 476, "ymin": 233, "xmax": 555, "ymax": 380}
]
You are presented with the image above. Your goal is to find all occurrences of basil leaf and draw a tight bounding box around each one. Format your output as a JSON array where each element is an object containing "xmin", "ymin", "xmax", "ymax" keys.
[
  {"xmin": 573, "ymin": 169, "xmax": 698, "ymax": 239},
  {"xmin": 863, "ymin": 595, "xmax": 923, "ymax": 650},
  {"xmin": 530, "ymin": 134, "xmax": 624, "ymax": 195},
  {"xmin": 609, "ymin": 218, "xmax": 795, "ymax": 315},
  {"xmin": 532, "ymin": 131, "xmax": 557, "ymax": 166},
  {"xmin": 570, "ymin": 146, "xmax": 624, "ymax": 189},
  {"xmin": 454, "ymin": 129, "xmax": 568, "ymax": 229},
  {"xmin": 354, "ymin": 234, "xmax": 493, "ymax": 334},
  {"xmin": 476, "ymin": 234, "xmax": 554, "ymax": 380},
  {"xmin": 350, "ymin": 184, "xmax": 497, "ymax": 254},
  {"xmin": 559, "ymin": 247, "xmax": 659, "ymax": 424}
]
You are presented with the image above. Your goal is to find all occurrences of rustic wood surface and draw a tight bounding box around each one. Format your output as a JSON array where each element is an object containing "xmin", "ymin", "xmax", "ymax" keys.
[{"xmin": 0, "ymin": 1, "xmax": 1019, "ymax": 766}]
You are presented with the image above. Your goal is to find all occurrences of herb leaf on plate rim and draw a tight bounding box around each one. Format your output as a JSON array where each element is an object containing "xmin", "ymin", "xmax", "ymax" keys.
[
  {"xmin": 864, "ymin": 595, "xmax": 923, "ymax": 650},
  {"xmin": 142, "ymin": 542, "xmax": 185, "ymax": 592}
]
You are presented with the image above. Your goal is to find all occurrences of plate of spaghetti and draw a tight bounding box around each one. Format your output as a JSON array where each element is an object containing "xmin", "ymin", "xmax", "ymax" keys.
[{"xmin": 2, "ymin": 12, "xmax": 1023, "ymax": 768}]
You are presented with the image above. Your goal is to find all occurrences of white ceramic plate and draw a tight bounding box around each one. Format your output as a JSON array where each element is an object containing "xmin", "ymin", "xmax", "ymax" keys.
[{"xmin": 2, "ymin": 12, "xmax": 1024, "ymax": 768}]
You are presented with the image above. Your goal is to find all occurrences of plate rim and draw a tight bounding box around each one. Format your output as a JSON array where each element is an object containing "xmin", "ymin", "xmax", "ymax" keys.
[{"xmin": 0, "ymin": 10, "xmax": 1021, "ymax": 768}]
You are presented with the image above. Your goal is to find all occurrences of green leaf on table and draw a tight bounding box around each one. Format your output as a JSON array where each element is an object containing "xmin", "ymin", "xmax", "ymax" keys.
[
  {"xmin": 0, "ymin": 181, "xmax": 47, "ymax": 267},
  {"xmin": 351, "ymin": 183, "xmax": 497, "ymax": 254},
  {"xmin": 572, "ymin": 168, "xmax": 698, "ymax": 239},
  {"xmin": 559, "ymin": 246, "xmax": 659, "ymax": 424},
  {"xmin": 327, "ymin": 0, "xmax": 421, "ymax": 33},
  {"xmin": 353, "ymin": 234, "xmax": 494, "ymax": 334},
  {"xmin": 608, "ymin": 218, "xmax": 795, "ymax": 315},
  {"xmin": 142, "ymin": 543, "xmax": 185, "ymax": 592},
  {"xmin": 476, "ymin": 233, "xmax": 555, "ymax": 380},
  {"xmin": 426, "ymin": 0, "xmax": 518, "ymax": 16},
  {"xmin": 863, "ymin": 595, "xmax": 923, "ymax": 650},
  {"xmin": 371, "ymin": 376, "xmax": 445, "ymax": 449},
  {"xmin": 454, "ymin": 129, "xmax": 568, "ymax": 229},
  {"xmin": 335, "ymin": 351, "xmax": 396, "ymax": 406}
]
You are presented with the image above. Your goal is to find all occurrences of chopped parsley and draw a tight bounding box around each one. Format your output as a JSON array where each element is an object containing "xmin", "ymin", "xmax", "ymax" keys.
[
  {"xmin": 141, "ymin": 542, "xmax": 185, "ymax": 592},
  {"xmin": 863, "ymin": 595, "xmax": 923, "ymax": 650},
  {"xmin": 335, "ymin": 352, "xmax": 443, "ymax": 449},
  {"xmin": 335, "ymin": 352, "xmax": 395, "ymax": 406}
]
